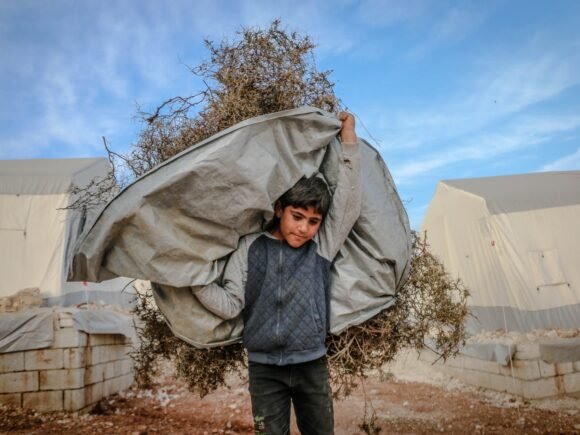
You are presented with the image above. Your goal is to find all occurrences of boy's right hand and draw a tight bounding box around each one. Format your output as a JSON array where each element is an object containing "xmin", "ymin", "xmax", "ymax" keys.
[{"xmin": 338, "ymin": 112, "xmax": 357, "ymax": 144}]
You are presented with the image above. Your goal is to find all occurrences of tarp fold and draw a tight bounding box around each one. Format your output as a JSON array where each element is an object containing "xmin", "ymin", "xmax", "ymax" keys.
[{"xmin": 69, "ymin": 107, "xmax": 412, "ymax": 347}]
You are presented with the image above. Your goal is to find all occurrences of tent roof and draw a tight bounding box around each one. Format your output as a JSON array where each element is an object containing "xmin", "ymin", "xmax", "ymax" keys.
[
  {"xmin": 0, "ymin": 158, "xmax": 109, "ymax": 195},
  {"xmin": 442, "ymin": 170, "xmax": 580, "ymax": 214}
]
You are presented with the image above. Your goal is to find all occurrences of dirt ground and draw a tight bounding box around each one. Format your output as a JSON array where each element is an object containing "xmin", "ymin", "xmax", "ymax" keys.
[{"xmin": 1, "ymin": 356, "xmax": 579, "ymax": 435}]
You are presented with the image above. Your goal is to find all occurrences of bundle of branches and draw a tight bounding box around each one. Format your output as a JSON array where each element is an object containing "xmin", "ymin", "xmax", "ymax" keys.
[
  {"xmin": 117, "ymin": 19, "xmax": 338, "ymax": 183},
  {"xmin": 131, "ymin": 290, "xmax": 245, "ymax": 397},
  {"xmin": 131, "ymin": 232, "xmax": 469, "ymax": 398},
  {"xmin": 326, "ymin": 233, "xmax": 469, "ymax": 398},
  {"xmin": 72, "ymin": 20, "xmax": 469, "ymax": 398},
  {"xmin": 67, "ymin": 20, "xmax": 337, "ymax": 210}
]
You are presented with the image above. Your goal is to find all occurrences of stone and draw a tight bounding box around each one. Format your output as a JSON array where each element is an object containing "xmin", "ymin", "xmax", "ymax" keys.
[
  {"xmin": 88, "ymin": 334, "xmax": 128, "ymax": 346},
  {"xmin": 441, "ymin": 366, "xmax": 523, "ymax": 396},
  {"xmin": 64, "ymin": 382, "xmax": 104, "ymax": 411},
  {"xmin": 103, "ymin": 361, "xmax": 116, "ymax": 380},
  {"xmin": 0, "ymin": 371, "xmax": 38, "ymax": 393},
  {"xmin": 563, "ymin": 372, "xmax": 580, "ymax": 394},
  {"xmin": 0, "ymin": 393, "xmax": 22, "ymax": 407},
  {"xmin": 0, "ymin": 352, "xmax": 24, "ymax": 373},
  {"xmin": 538, "ymin": 361, "xmax": 574, "ymax": 378},
  {"xmin": 63, "ymin": 347, "xmax": 86, "ymax": 369},
  {"xmin": 53, "ymin": 328, "xmax": 87, "ymax": 348},
  {"xmin": 114, "ymin": 358, "xmax": 134, "ymax": 376},
  {"xmin": 58, "ymin": 317, "xmax": 74, "ymax": 328},
  {"xmin": 521, "ymin": 376, "xmax": 563, "ymax": 399},
  {"xmin": 85, "ymin": 364, "xmax": 105, "ymax": 384},
  {"xmin": 24, "ymin": 349, "xmax": 64, "ymax": 371},
  {"xmin": 39, "ymin": 368, "xmax": 85, "ymax": 390},
  {"xmin": 459, "ymin": 356, "xmax": 501, "ymax": 374},
  {"xmin": 103, "ymin": 373, "xmax": 133, "ymax": 396},
  {"xmin": 499, "ymin": 360, "xmax": 541, "ymax": 380},
  {"xmin": 515, "ymin": 343, "xmax": 541, "ymax": 360},
  {"xmin": 86, "ymin": 345, "xmax": 127, "ymax": 365},
  {"xmin": 23, "ymin": 390, "xmax": 63, "ymax": 412}
]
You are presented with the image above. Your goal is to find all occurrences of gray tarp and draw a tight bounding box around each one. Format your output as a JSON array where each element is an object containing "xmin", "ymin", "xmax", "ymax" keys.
[
  {"xmin": 69, "ymin": 107, "xmax": 412, "ymax": 347},
  {"xmin": 0, "ymin": 308, "xmax": 134, "ymax": 353},
  {"xmin": 539, "ymin": 338, "xmax": 580, "ymax": 363},
  {"xmin": 73, "ymin": 310, "xmax": 136, "ymax": 341},
  {"xmin": 0, "ymin": 309, "xmax": 54, "ymax": 353}
]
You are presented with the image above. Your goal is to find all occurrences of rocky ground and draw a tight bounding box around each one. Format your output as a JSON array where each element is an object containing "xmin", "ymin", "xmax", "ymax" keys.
[{"xmin": 1, "ymin": 353, "xmax": 579, "ymax": 434}]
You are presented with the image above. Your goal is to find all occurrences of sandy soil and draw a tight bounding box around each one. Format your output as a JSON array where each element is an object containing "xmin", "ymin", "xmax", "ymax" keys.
[{"xmin": 1, "ymin": 354, "xmax": 579, "ymax": 434}]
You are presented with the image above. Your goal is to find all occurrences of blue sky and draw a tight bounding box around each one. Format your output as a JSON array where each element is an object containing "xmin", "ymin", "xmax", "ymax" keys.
[{"xmin": 1, "ymin": 0, "xmax": 580, "ymax": 228}]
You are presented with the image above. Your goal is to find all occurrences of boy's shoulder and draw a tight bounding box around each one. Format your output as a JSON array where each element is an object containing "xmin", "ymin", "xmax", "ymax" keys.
[{"xmin": 234, "ymin": 231, "xmax": 272, "ymax": 257}]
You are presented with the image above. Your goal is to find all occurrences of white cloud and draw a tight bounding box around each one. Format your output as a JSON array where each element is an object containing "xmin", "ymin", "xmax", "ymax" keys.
[
  {"xmin": 392, "ymin": 114, "xmax": 580, "ymax": 183},
  {"xmin": 365, "ymin": 36, "xmax": 580, "ymax": 156},
  {"xmin": 407, "ymin": 4, "xmax": 493, "ymax": 58},
  {"xmin": 0, "ymin": 1, "xmax": 213, "ymax": 159},
  {"xmin": 541, "ymin": 147, "xmax": 580, "ymax": 171}
]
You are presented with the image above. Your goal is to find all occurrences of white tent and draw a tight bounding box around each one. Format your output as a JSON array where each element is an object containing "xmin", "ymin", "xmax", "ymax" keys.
[
  {"xmin": 421, "ymin": 171, "xmax": 580, "ymax": 333},
  {"xmin": 0, "ymin": 158, "xmax": 133, "ymax": 307}
]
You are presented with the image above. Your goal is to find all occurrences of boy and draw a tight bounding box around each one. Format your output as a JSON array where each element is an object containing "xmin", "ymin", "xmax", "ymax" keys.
[{"xmin": 193, "ymin": 112, "xmax": 360, "ymax": 434}]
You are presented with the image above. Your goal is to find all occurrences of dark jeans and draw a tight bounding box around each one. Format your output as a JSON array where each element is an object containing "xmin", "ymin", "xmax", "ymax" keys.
[{"xmin": 248, "ymin": 356, "xmax": 334, "ymax": 435}]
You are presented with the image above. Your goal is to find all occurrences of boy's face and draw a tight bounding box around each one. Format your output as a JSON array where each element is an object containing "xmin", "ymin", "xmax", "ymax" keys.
[{"xmin": 272, "ymin": 204, "xmax": 323, "ymax": 248}]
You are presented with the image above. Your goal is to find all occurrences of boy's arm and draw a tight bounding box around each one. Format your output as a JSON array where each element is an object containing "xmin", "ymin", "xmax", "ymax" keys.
[
  {"xmin": 317, "ymin": 112, "xmax": 362, "ymax": 261},
  {"xmin": 191, "ymin": 238, "xmax": 248, "ymax": 320}
]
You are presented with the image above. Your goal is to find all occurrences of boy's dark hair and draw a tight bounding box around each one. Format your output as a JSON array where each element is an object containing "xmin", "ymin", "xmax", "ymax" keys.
[{"xmin": 278, "ymin": 175, "xmax": 331, "ymax": 217}]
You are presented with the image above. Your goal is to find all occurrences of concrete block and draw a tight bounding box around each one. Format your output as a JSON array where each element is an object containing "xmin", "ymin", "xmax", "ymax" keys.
[
  {"xmin": 114, "ymin": 358, "xmax": 133, "ymax": 376},
  {"xmin": 53, "ymin": 328, "xmax": 87, "ymax": 348},
  {"xmin": 499, "ymin": 360, "xmax": 540, "ymax": 380},
  {"xmin": 439, "ymin": 355, "xmax": 464, "ymax": 369},
  {"xmin": 63, "ymin": 388, "xmax": 85, "ymax": 411},
  {"xmin": 103, "ymin": 361, "xmax": 116, "ymax": 379},
  {"xmin": 120, "ymin": 372, "xmax": 134, "ymax": 390},
  {"xmin": 64, "ymin": 387, "xmax": 87, "ymax": 411},
  {"xmin": 563, "ymin": 372, "xmax": 580, "ymax": 394},
  {"xmin": 56, "ymin": 310, "xmax": 73, "ymax": 320},
  {"xmin": 117, "ymin": 335, "xmax": 131, "ymax": 345},
  {"xmin": 64, "ymin": 382, "xmax": 104, "ymax": 411},
  {"xmin": 555, "ymin": 362, "xmax": 574, "ymax": 375},
  {"xmin": 40, "ymin": 368, "xmax": 85, "ymax": 390},
  {"xmin": 102, "ymin": 377, "xmax": 117, "ymax": 396},
  {"xmin": 85, "ymin": 364, "xmax": 104, "ymax": 384},
  {"xmin": 460, "ymin": 356, "xmax": 501, "ymax": 374},
  {"xmin": 114, "ymin": 344, "xmax": 131, "ymax": 360},
  {"xmin": 24, "ymin": 349, "xmax": 64, "ymax": 370},
  {"xmin": 63, "ymin": 348, "xmax": 86, "ymax": 369},
  {"xmin": 103, "ymin": 373, "xmax": 133, "ymax": 396},
  {"xmin": 0, "ymin": 393, "xmax": 22, "ymax": 407},
  {"xmin": 88, "ymin": 334, "xmax": 129, "ymax": 346},
  {"xmin": 90, "ymin": 380, "xmax": 104, "ymax": 403},
  {"xmin": 418, "ymin": 349, "xmax": 438, "ymax": 364},
  {"xmin": 23, "ymin": 390, "xmax": 63, "ymax": 412},
  {"xmin": 87, "ymin": 345, "xmax": 127, "ymax": 365},
  {"xmin": 88, "ymin": 334, "xmax": 113, "ymax": 346},
  {"xmin": 0, "ymin": 352, "xmax": 24, "ymax": 373},
  {"xmin": 515, "ymin": 343, "xmax": 541, "ymax": 360},
  {"xmin": 58, "ymin": 318, "xmax": 74, "ymax": 328},
  {"xmin": 0, "ymin": 371, "xmax": 38, "ymax": 393},
  {"xmin": 574, "ymin": 361, "xmax": 580, "ymax": 372},
  {"xmin": 444, "ymin": 367, "xmax": 523, "ymax": 396},
  {"xmin": 521, "ymin": 376, "xmax": 564, "ymax": 399},
  {"xmin": 538, "ymin": 361, "xmax": 574, "ymax": 378}
]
